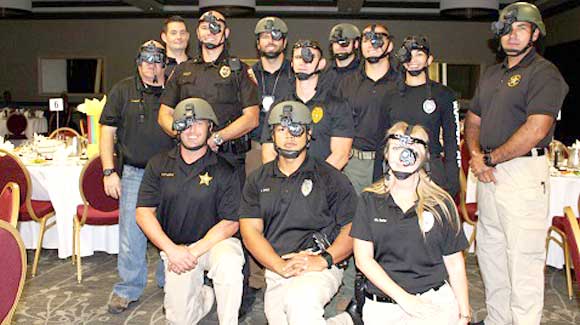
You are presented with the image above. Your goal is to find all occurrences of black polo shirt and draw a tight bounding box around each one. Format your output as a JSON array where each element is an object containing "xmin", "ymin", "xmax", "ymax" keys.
[
  {"xmin": 165, "ymin": 55, "xmax": 191, "ymax": 82},
  {"xmin": 337, "ymin": 65, "xmax": 398, "ymax": 152},
  {"xmin": 319, "ymin": 56, "xmax": 361, "ymax": 93},
  {"xmin": 261, "ymin": 88, "xmax": 354, "ymax": 163},
  {"xmin": 99, "ymin": 76, "xmax": 174, "ymax": 168},
  {"xmin": 137, "ymin": 148, "xmax": 240, "ymax": 245},
  {"xmin": 387, "ymin": 82, "xmax": 460, "ymax": 196},
  {"xmin": 470, "ymin": 48, "xmax": 568, "ymax": 149},
  {"xmin": 161, "ymin": 52, "xmax": 259, "ymax": 131},
  {"xmin": 351, "ymin": 192, "xmax": 468, "ymax": 295},
  {"xmin": 251, "ymin": 59, "xmax": 295, "ymax": 141},
  {"xmin": 239, "ymin": 156, "xmax": 357, "ymax": 256}
]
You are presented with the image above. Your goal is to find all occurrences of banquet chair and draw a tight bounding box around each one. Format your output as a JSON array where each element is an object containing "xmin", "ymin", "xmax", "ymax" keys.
[
  {"xmin": 73, "ymin": 154, "xmax": 118, "ymax": 283},
  {"xmin": 0, "ymin": 149, "xmax": 55, "ymax": 277},
  {"xmin": 458, "ymin": 140, "xmax": 478, "ymax": 253},
  {"xmin": 0, "ymin": 182, "xmax": 20, "ymax": 227},
  {"xmin": 563, "ymin": 205, "xmax": 580, "ymax": 297},
  {"xmin": 5, "ymin": 113, "xmax": 28, "ymax": 141},
  {"xmin": 49, "ymin": 127, "xmax": 80, "ymax": 139},
  {"xmin": 547, "ymin": 195, "xmax": 580, "ymax": 300},
  {"xmin": 0, "ymin": 220, "xmax": 27, "ymax": 325}
]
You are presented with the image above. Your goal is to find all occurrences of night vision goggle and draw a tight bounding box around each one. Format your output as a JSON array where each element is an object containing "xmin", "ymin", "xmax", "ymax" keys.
[
  {"xmin": 363, "ymin": 28, "xmax": 389, "ymax": 49},
  {"xmin": 172, "ymin": 105, "xmax": 197, "ymax": 132},
  {"xmin": 293, "ymin": 40, "xmax": 322, "ymax": 64},
  {"xmin": 387, "ymin": 133, "xmax": 427, "ymax": 167},
  {"xmin": 264, "ymin": 19, "xmax": 284, "ymax": 40},
  {"xmin": 395, "ymin": 36, "xmax": 430, "ymax": 64},
  {"xmin": 279, "ymin": 105, "xmax": 306, "ymax": 137},
  {"xmin": 137, "ymin": 42, "xmax": 166, "ymax": 65},
  {"xmin": 199, "ymin": 12, "xmax": 224, "ymax": 35},
  {"xmin": 331, "ymin": 28, "xmax": 351, "ymax": 47},
  {"xmin": 491, "ymin": 9, "xmax": 518, "ymax": 37}
]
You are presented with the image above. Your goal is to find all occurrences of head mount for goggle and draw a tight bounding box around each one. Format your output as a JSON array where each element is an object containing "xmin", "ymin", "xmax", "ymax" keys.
[
  {"xmin": 293, "ymin": 40, "xmax": 322, "ymax": 64},
  {"xmin": 199, "ymin": 12, "xmax": 224, "ymax": 35},
  {"xmin": 491, "ymin": 9, "xmax": 518, "ymax": 38},
  {"xmin": 137, "ymin": 41, "xmax": 166, "ymax": 66},
  {"xmin": 384, "ymin": 125, "xmax": 429, "ymax": 180},
  {"xmin": 264, "ymin": 19, "xmax": 284, "ymax": 41},
  {"xmin": 364, "ymin": 25, "xmax": 389, "ymax": 49},
  {"xmin": 331, "ymin": 27, "xmax": 351, "ymax": 47},
  {"xmin": 279, "ymin": 105, "xmax": 306, "ymax": 137},
  {"xmin": 395, "ymin": 35, "xmax": 430, "ymax": 65}
]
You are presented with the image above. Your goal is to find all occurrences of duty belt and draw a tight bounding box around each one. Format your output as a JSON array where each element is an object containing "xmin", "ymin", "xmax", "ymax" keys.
[
  {"xmin": 482, "ymin": 147, "xmax": 546, "ymax": 158},
  {"xmin": 350, "ymin": 148, "xmax": 375, "ymax": 160},
  {"xmin": 364, "ymin": 281, "xmax": 446, "ymax": 304}
]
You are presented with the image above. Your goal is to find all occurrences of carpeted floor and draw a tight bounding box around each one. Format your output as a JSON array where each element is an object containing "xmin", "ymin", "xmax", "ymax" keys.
[{"xmin": 12, "ymin": 246, "xmax": 580, "ymax": 324}]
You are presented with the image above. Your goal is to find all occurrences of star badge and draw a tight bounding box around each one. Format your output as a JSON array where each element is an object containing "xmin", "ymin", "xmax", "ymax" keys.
[{"xmin": 199, "ymin": 172, "xmax": 212, "ymax": 186}]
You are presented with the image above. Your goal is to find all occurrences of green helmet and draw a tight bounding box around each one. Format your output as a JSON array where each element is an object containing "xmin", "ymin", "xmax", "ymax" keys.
[
  {"xmin": 499, "ymin": 2, "xmax": 546, "ymax": 36},
  {"xmin": 172, "ymin": 98, "xmax": 219, "ymax": 132},
  {"xmin": 329, "ymin": 23, "xmax": 360, "ymax": 43},
  {"xmin": 268, "ymin": 101, "xmax": 312, "ymax": 126},
  {"xmin": 254, "ymin": 17, "xmax": 288, "ymax": 39}
]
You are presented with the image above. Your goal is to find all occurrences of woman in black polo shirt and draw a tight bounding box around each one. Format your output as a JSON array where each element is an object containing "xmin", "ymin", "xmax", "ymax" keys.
[{"xmin": 351, "ymin": 122, "xmax": 470, "ymax": 325}]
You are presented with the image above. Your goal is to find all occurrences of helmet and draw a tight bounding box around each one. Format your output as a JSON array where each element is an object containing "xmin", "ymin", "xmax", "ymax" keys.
[
  {"xmin": 494, "ymin": 2, "xmax": 546, "ymax": 36},
  {"xmin": 329, "ymin": 23, "xmax": 360, "ymax": 43},
  {"xmin": 255, "ymin": 17, "xmax": 288, "ymax": 40},
  {"xmin": 172, "ymin": 98, "xmax": 219, "ymax": 132},
  {"xmin": 268, "ymin": 101, "xmax": 312, "ymax": 126},
  {"xmin": 395, "ymin": 35, "xmax": 430, "ymax": 64}
]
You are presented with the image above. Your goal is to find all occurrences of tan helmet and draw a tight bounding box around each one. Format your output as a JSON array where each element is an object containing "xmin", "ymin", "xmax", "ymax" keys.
[
  {"xmin": 329, "ymin": 23, "xmax": 360, "ymax": 42},
  {"xmin": 173, "ymin": 98, "xmax": 219, "ymax": 131},
  {"xmin": 268, "ymin": 101, "xmax": 312, "ymax": 126},
  {"xmin": 499, "ymin": 2, "xmax": 546, "ymax": 36},
  {"xmin": 254, "ymin": 17, "xmax": 288, "ymax": 38}
]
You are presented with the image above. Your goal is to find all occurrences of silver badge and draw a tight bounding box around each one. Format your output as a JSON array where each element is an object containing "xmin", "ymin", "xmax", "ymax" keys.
[
  {"xmin": 262, "ymin": 95, "xmax": 275, "ymax": 112},
  {"xmin": 301, "ymin": 179, "xmax": 313, "ymax": 197},
  {"xmin": 422, "ymin": 99, "xmax": 437, "ymax": 114},
  {"xmin": 421, "ymin": 211, "xmax": 435, "ymax": 232}
]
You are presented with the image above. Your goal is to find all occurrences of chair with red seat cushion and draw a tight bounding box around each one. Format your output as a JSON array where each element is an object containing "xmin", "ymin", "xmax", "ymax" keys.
[
  {"xmin": 0, "ymin": 220, "xmax": 27, "ymax": 325},
  {"xmin": 458, "ymin": 140, "xmax": 478, "ymax": 252},
  {"xmin": 5, "ymin": 113, "xmax": 28, "ymax": 140},
  {"xmin": 0, "ymin": 182, "xmax": 19, "ymax": 227},
  {"xmin": 0, "ymin": 149, "xmax": 55, "ymax": 277},
  {"xmin": 563, "ymin": 205, "xmax": 580, "ymax": 295},
  {"xmin": 73, "ymin": 154, "xmax": 118, "ymax": 283},
  {"xmin": 49, "ymin": 127, "xmax": 80, "ymax": 140}
]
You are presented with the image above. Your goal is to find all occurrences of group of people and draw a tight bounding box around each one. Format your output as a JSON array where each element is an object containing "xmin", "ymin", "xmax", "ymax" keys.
[{"xmin": 98, "ymin": 1, "xmax": 569, "ymax": 324}]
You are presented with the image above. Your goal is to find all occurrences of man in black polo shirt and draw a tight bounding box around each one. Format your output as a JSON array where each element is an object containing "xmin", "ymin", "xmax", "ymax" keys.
[
  {"xmin": 100, "ymin": 40, "xmax": 174, "ymax": 314},
  {"xmin": 261, "ymin": 40, "xmax": 354, "ymax": 170},
  {"xmin": 337, "ymin": 23, "xmax": 397, "ymax": 194},
  {"xmin": 137, "ymin": 98, "xmax": 244, "ymax": 325},
  {"xmin": 240, "ymin": 101, "xmax": 358, "ymax": 324},
  {"xmin": 161, "ymin": 16, "xmax": 191, "ymax": 81},
  {"xmin": 320, "ymin": 23, "xmax": 361, "ymax": 93},
  {"xmin": 465, "ymin": 3, "xmax": 569, "ymax": 324},
  {"xmin": 158, "ymin": 10, "xmax": 259, "ymax": 185}
]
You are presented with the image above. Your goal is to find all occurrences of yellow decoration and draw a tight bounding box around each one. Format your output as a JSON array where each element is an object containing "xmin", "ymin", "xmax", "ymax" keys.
[
  {"xmin": 507, "ymin": 74, "xmax": 522, "ymax": 88},
  {"xmin": 219, "ymin": 66, "xmax": 231, "ymax": 78},
  {"xmin": 86, "ymin": 143, "xmax": 99, "ymax": 158},
  {"xmin": 199, "ymin": 172, "xmax": 213, "ymax": 186},
  {"xmin": 312, "ymin": 106, "xmax": 324, "ymax": 124}
]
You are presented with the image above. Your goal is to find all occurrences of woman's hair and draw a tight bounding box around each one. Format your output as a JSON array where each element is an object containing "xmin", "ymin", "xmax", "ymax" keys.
[{"xmin": 365, "ymin": 122, "xmax": 461, "ymax": 234}]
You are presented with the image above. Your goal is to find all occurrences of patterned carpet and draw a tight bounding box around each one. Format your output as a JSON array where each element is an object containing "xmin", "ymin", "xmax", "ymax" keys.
[{"xmin": 12, "ymin": 246, "xmax": 580, "ymax": 324}]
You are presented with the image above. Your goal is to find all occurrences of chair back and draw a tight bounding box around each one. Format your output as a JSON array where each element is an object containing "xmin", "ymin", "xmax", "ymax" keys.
[
  {"xmin": 49, "ymin": 127, "xmax": 80, "ymax": 139},
  {"xmin": 564, "ymin": 205, "xmax": 580, "ymax": 293},
  {"xmin": 6, "ymin": 113, "xmax": 27, "ymax": 136},
  {"xmin": 0, "ymin": 220, "xmax": 27, "ymax": 325},
  {"xmin": 0, "ymin": 150, "xmax": 31, "ymax": 208},
  {"xmin": 78, "ymin": 155, "xmax": 118, "ymax": 224},
  {"xmin": 0, "ymin": 182, "xmax": 20, "ymax": 227}
]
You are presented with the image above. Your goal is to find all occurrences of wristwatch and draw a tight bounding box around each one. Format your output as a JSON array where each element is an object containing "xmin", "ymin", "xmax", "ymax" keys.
[
  {"xmin": 212, "ymin": 132, "xmax": 224, "ymax": 146},
  {"xmin": 320, "ymin": 251, "xmax": 334, "ymax": 269},
  {"xmin": 483, "ymin": 149, "xmax": 496, "ymax": 167},
  {"xmin": 103, "ymin": 168, "xmax": 116, "ymax": 176}
]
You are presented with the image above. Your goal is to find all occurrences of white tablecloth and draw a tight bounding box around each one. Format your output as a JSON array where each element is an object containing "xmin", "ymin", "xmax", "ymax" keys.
[
  {"xmin": 0, "ymin": 116, "xmax": 48, "ymax": 139},
  {"xmin": 465, "ymin": 170, "xmax": 580, "ymax": 268},
  {"xmin": 17, "ymin": 157, "xmax": 119, "ymax": 258}
]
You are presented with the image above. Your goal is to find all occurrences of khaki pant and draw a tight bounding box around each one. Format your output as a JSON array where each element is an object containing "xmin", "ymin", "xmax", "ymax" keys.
[
  {"xmin": 264, "ymin": 267, "xmax": 352, "ymax": 325},
  {"xmin": 362, "ymin": 283, "xmax": 459, "ymax": 325},
  {"xmin": 343, "ymin": 156, "xmax": 375, "ymax": 194},
  {"xmin": 162, "ymin": 238, "xmax": 245, "ymax": 325},
  {"xmin": 476, "ymin": 156, "xmax": 549, "ymax": 325}
]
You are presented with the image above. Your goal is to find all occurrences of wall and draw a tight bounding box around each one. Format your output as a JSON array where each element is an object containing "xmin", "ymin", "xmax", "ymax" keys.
[
  {"xmin": 545, "ymin": 6, "xmax": 580, "ymax": 46},
  {"xmin": 0, "ymin": 17, "xmax": 498, "ymax": 102}
]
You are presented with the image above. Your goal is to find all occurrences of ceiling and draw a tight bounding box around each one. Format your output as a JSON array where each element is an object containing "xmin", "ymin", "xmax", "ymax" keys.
[{"xmin": 5, "ymin": 0, "xmax": 580, "ymax": 20}]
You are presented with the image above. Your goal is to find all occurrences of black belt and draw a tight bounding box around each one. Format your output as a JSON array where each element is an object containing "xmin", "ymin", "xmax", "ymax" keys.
[
  {"xmin": 523, "ymin": 147, "xmax": 547, "ymax": 157},
  {"xmin": 364, "ymin": 281, "xmax": 446, "ymax": 304}
]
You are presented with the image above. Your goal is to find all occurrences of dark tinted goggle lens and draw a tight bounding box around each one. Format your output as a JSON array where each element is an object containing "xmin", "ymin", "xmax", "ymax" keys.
[
  {"xmin": 280, "ymin": 118, "xmax": 305, "ymax": 137},
  {"xmin": 139, "ymin": 52, "xmax": 164, "ymax": 64}
]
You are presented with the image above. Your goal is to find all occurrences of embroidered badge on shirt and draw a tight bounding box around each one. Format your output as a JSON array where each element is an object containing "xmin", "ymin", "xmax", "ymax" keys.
[
  {"xmin": 301, "ymin": 179, "xmax": 313, "ymax": 197},
  {"xmin": 422, "ymin": 99, "xmax": 437, "ymax": 114},
  {"xmin": 507, "ymin": 74, "xmax": 522, "ymax": 88},
  {"xmin": 183, "ymin": 71, "xmax": 192, "ymax": 76},
  {"xmin": 219, "ymin": 66, "xmax": 231, "ymax": 79},
  {"xmin": 421, "ymin": 211, "xmax": 435, "ymax": 232},
  {"xmin": 160, "ymin": 172, "xmax": 175, "ymax": 177},
  {"xmin": 199, "ymin": 172, "xmax": 212, "ymax": 186},
  {"xmin": 311, "ymin": 106, "xmax": 324, "ymax": 124}
]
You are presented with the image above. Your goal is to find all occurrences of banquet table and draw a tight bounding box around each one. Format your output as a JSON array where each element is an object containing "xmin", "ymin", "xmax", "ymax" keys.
[
  {"xmin": 465, "ymin": 169, "xmax": 580, "ymax": 269},
  {"xmin": 17, "ymin": 156, "xmax": 119, "ymax": 259},
  {"xmin": 0, "ymin": 115, "xmax": 48, "ymax": 139}
]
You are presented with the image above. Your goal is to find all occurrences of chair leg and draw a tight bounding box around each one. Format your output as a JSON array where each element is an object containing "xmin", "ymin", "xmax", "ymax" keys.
[
  {"xmin": 75, "ymin": 219, "xmax": 82, "ymax": 283},
  {"xmin": 32, "ymin": 217, "xmax": 48, "ymax": 277},
  {"xmin": 563, "ymin": 242, "xmax": 573, "ymax": 300},
  {"xmin": 72, "ymin": 217, "xmax": 76, "ymax": 265}
]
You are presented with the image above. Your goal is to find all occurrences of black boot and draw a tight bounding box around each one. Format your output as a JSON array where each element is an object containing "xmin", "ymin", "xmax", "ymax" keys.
[{"xmin": 345, "ymin": 299, "xmax": 364, "ymax": 325}]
